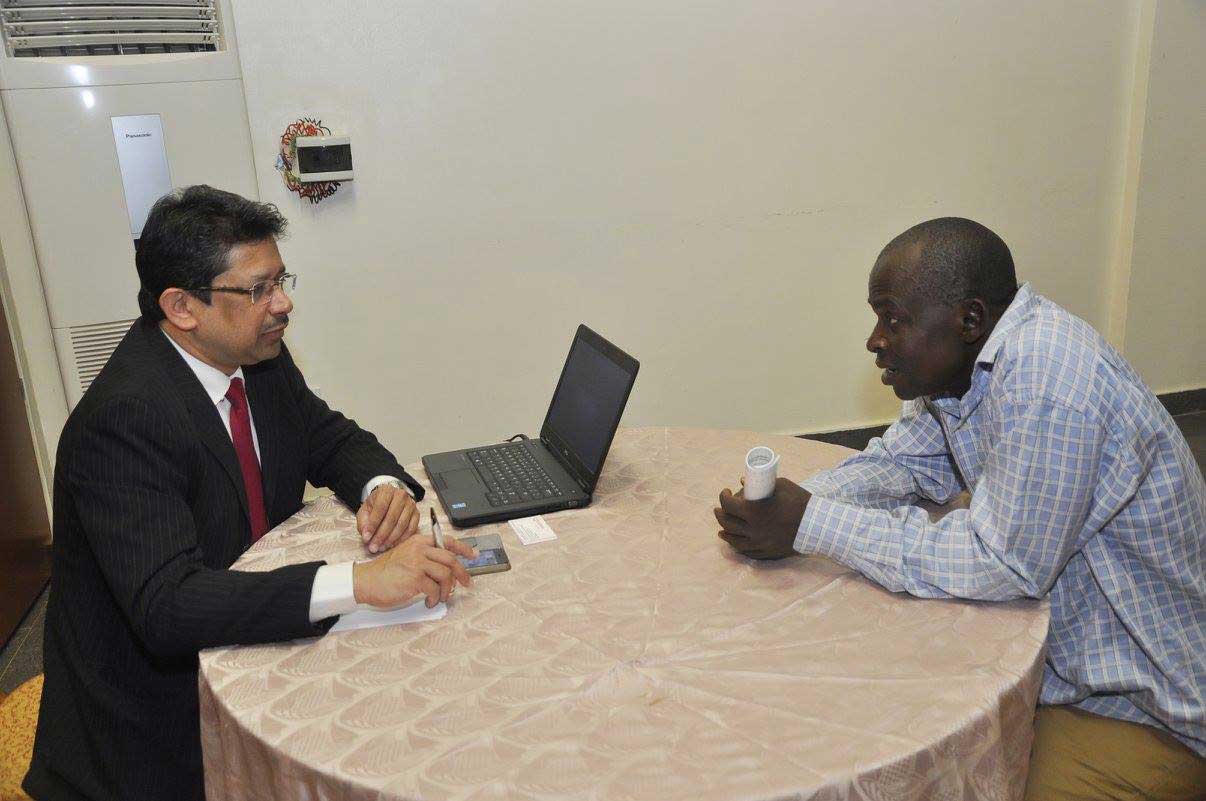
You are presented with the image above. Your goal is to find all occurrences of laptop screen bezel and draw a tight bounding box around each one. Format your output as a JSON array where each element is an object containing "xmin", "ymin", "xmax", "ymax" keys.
[{"xmin": 539, "ymin": 324, "xmax": 640, "ymax": 494}]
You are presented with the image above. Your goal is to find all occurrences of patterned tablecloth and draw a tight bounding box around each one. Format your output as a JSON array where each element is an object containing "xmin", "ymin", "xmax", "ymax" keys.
[{"xmin": 199, "ymin": 427, "xmax": 1049, "ymax": 801}]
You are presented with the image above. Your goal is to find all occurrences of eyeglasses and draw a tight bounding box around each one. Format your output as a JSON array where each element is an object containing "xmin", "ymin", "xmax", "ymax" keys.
[{"xmin": 194, "ymin": 272, "xmax": 297, "ymax": 305}]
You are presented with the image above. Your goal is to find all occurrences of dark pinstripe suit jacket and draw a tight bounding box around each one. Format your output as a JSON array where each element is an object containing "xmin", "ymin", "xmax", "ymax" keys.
[{"xmin": 25, "ymin": 318, "xmax": 423, "ymax": 801}]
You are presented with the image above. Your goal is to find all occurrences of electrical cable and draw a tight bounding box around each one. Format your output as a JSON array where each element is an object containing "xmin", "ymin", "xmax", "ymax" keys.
[{"xmin": 275, "ymin": 117, "xmax": 341, "ymax": 204}]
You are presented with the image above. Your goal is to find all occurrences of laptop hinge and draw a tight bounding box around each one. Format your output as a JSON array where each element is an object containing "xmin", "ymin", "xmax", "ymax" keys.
[{"xmin": 543, "ymin": 435, "xmax": 590, "ymax": 491}]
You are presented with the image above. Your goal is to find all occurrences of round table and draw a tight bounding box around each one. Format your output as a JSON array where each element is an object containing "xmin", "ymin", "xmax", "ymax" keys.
[{"xmin": 199, "ymin": 427, "xmax": 1049, "ymax": 801}]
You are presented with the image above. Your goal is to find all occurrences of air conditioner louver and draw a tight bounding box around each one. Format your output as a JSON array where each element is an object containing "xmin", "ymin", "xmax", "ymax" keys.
[
  {"xmin": 1, "ymin": 1, "xmax": 219, "ymax": 58},
  {"xmin": 69, "ymin": 318, "xmax": 134, "ymax": 394}
]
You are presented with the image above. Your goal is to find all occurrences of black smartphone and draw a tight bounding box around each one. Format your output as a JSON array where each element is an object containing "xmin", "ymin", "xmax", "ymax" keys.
[{"xmin": 456, "ymin": 533, "xmax": 511, "ymax": 576}]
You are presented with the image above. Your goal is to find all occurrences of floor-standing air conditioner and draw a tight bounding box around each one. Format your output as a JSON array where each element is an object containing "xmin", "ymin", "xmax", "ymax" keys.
[{"xmin": 0, "ymin": 0, "xmax": 258, "ymax": 407}]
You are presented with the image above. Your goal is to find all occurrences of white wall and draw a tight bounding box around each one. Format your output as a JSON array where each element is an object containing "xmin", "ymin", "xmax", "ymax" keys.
[
  {"xmin": 1123, "ymin": 1, "xmax": 1206, "ymax": 393},
  {"xmin": 219, "ymin": 2, "xmax": 1142, "ymax": 462}
]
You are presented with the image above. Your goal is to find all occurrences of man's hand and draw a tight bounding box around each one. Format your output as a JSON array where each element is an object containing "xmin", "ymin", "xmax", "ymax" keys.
[
  {"xmin": 356, "ymin": 483, "xmax": 419, "ymax": 554},
  {"xmin": 714, "ymin": 477, "xmax": 812, "ymax": 560},
  {"xmin": 353, "ymin": 533, "xmax": 477, "ymax": 608}
]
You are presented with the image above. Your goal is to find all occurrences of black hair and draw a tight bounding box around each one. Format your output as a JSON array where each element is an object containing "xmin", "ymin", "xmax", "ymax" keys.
[
  {"xmin": 878, "ymin": 217, "xmax": 1017, "ymax": 310},
  {"xmin": 135, "ymin": 185, "xmax": 288, "ymax": 321}
]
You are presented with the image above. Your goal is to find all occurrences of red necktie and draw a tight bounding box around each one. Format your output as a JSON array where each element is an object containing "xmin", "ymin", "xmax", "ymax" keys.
[{"xmin": 225, "ymin": 377, "xmax": 269, "ymax": 543}]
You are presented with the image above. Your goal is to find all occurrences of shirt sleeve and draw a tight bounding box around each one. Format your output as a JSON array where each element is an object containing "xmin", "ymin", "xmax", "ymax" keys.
[
  {"xmin": 801, "ymin": 399, "xmax": 964, "ymax": 509},
  {"xmin": 360, "ymin": 475, "xmax": 415, "ymax": 504},
  {"xmin": 309, "ymin": 561, "xmax": 358, "ymax": 622},
  {"xmin": 796, "ymin": 397, "xmax": 1105, "ymax": 600}
]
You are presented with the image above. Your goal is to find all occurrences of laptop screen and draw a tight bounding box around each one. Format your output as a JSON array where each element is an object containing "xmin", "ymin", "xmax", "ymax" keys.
[{"xmin": 542, "ymin": 326, "xmax": 639, "ymax": 481}]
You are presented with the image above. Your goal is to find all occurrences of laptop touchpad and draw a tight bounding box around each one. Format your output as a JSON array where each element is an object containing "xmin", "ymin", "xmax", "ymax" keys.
[{"xmin": 440, "ymin": 468, "xmax": 481, "ymax": 494}]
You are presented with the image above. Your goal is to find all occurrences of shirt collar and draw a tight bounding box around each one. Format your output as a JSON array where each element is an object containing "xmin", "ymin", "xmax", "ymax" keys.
[
  {"xmin": 974, "ymin": 281, "xmax": 1036, "ymax": 368},
  {"xmin": 161, "ymin": 328, "xmax": 245, "ymax": 406}
]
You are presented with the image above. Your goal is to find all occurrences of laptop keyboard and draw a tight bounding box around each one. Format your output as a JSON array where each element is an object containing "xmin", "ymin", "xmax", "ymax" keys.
[{"xmin": 468, "ymin": 444, "xmax": 564, "ymax": 507}]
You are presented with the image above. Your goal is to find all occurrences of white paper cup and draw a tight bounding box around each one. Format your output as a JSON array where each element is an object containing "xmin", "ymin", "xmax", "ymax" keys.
[{"xmin": 743, "ymin": 446, "xmax": 780, "ymax": 501}]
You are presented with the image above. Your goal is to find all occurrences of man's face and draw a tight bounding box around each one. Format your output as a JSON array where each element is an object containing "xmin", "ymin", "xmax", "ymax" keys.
[
  {"xmin": 865, "ymin": 245, "xmax": 971, "ymax": 401},
  {"xmin": 187, "ymin": 239, "xmax": 293, "ymax": 374}
]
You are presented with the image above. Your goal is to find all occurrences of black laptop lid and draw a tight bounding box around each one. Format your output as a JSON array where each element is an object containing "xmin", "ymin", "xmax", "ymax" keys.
[{"xmin": 539, "ymin": 325, "xmax": 639, "ymax": 493}]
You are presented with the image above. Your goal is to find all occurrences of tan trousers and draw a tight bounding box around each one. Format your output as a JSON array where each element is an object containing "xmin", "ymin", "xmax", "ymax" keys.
[{"xmin": 1023, "ymin": 706, "xmax": 1206, "ymax": 801}]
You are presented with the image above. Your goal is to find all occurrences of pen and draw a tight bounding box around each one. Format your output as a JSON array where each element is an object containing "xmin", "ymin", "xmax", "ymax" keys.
[{"xmin": 429, "ymin": 507, "xmax": 445, "ymax": 549}]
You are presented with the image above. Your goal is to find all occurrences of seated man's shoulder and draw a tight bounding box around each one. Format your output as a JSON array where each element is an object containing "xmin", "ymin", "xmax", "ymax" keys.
[
  {"xmin": 993, "ymin": 299, "xmax": 1124, "ymax": 414},
  {"xmin": 64, "ymin": 328, "xmax": 185, "ymax": 443},
  {"xmin": 64, "ymin": 383, "xmax": 175, "ymax": 454}
]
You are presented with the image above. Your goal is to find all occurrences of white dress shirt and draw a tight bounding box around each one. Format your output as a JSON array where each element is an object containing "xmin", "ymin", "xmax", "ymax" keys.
[{"xmin": 163, "ymin": 332, "xmax": 399, "ymax": 621}]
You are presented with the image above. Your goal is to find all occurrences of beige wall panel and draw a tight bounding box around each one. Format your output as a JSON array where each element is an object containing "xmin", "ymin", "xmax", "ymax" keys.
[
  {"xmin": 1124, "ymin": 0, "xmax": 1206, "ymax": 393},
  {"xmin": 229, "ymin": 1, "xmax": 1141, "ymax": 460}
]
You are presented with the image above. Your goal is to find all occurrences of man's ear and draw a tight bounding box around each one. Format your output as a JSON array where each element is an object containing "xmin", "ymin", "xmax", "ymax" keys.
[
  {"xmin": 159, "ymin": 288, "xmax": 199, "ymax": 332},
  {"xmin": 959, "ymin": 299, "xmax": 988, "ymax": 343}
]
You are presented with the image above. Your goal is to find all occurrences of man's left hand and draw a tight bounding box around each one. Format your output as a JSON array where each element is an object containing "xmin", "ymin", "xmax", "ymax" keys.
[
  {"xmin": 356, "ymin": 483, "xmax": 419, "ymax": 554},
  {"xmin": 714, "ymin": 478, "xmax": 812, "ymax": 560}
]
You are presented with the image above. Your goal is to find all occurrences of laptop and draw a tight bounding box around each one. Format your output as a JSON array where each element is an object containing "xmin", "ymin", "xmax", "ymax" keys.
[{"xmin": 422, "ymin": 324, "xmax": 639, "ymax": 527}]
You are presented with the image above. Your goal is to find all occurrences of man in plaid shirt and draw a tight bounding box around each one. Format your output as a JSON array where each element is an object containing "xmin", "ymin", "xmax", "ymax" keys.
[{"xmin": 715, "ymin": 217, "xmax": 1205, "ymax": 800}]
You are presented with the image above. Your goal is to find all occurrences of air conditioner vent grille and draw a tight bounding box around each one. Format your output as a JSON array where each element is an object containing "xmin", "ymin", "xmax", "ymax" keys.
[
  {"xmin": 69, "ymin": 318, "xmax": 134, "ymax": 393},
  {"xmin": 1, "ymin": 2, "xmax": 218, "ymax": 58}
]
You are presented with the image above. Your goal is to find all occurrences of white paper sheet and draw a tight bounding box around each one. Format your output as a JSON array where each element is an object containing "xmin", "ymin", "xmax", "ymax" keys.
[{"xmin": 330, "ymin": 598, "xmax": 447, "ymax": 633}]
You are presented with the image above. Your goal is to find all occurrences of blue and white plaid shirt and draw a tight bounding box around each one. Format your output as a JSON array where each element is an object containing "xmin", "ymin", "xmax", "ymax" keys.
[{"xmin": 796, "ymin": 282, "xmax": 1205, "ymax": 755}]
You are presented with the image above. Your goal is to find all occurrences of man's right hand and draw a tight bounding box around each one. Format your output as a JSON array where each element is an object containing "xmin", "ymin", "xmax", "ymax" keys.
[
  {"xmin": 714, "ymin": 477, "xmax": 811, "ymax": 560},
  {"xmin": 352, "ymin": 533, "xmax": 477, "ymax": 608}
]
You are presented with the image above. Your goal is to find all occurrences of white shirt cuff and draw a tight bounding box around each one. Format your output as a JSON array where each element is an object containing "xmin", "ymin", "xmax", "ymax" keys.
[
  {"xmin": 360, "ymin": 474, "xmax": 414, "ymax": 504},
  {"xmin": 308, "ymin": 561, "xmax": 358, "ymax": 622}
]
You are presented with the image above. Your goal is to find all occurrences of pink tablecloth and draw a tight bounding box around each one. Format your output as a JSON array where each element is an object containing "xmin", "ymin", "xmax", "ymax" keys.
[{"xmin": 200, "ymin": 427, "xmax": 1049, "ymax": 801}]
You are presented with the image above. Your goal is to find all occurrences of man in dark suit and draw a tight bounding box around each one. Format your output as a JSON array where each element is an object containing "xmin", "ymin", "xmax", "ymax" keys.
[{"xmin": 24, "ymin": 186, "xmax": 475, "ymax": 801}]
